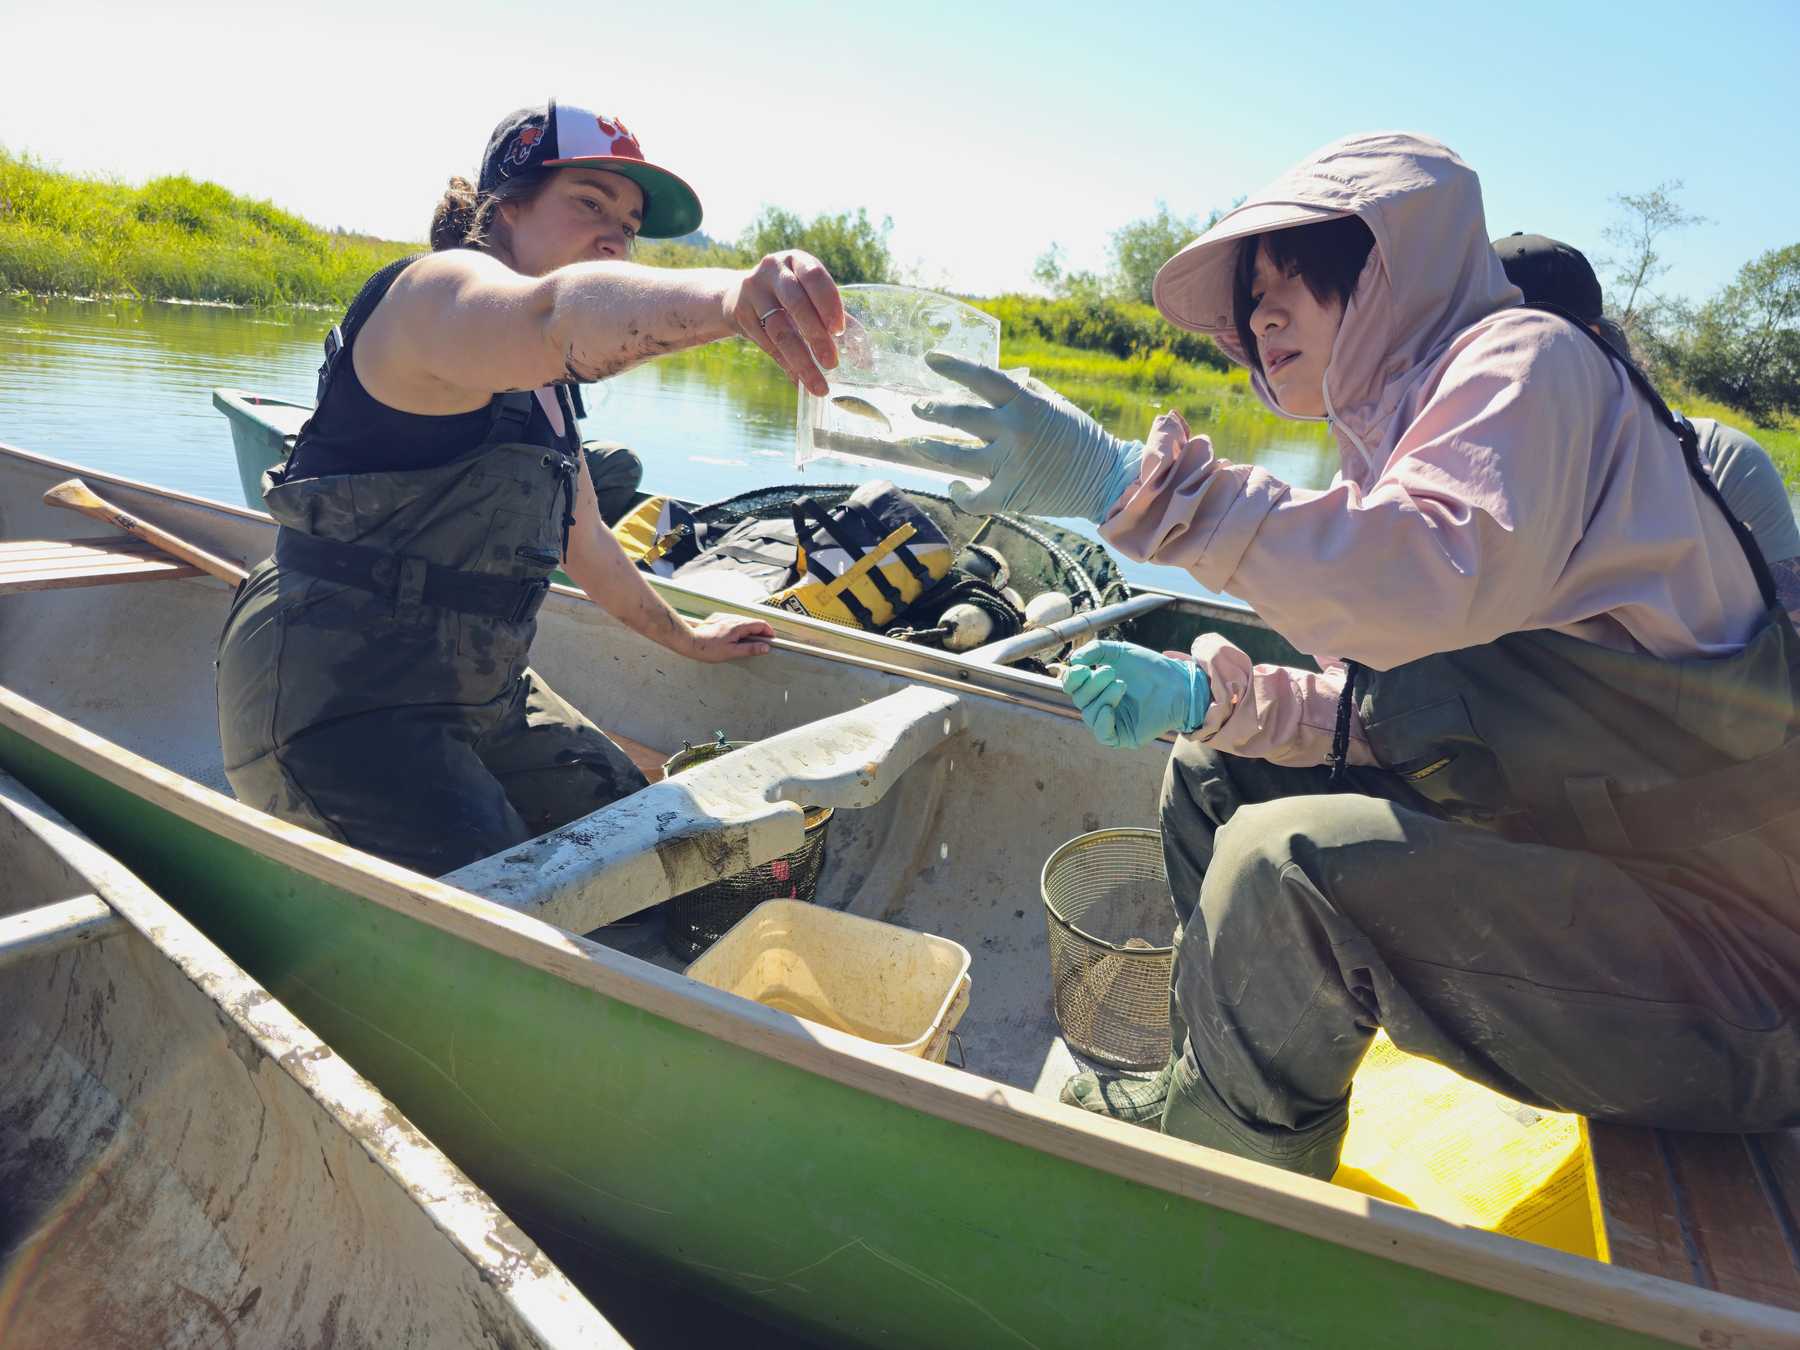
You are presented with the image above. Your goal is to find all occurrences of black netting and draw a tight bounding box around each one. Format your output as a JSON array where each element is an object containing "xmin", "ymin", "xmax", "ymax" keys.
[
  {"xmin": 660, "ymin": 738, "xmax": 833, "ymax": 961},
  {"xmin": 691, "ymin": 484, "xmax": 1132, "ymax": 631}
]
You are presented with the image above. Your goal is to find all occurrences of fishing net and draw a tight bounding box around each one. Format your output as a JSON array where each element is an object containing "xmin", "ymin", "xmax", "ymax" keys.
[
  {"xmin": 691, "ymin": 483, "xmax": 1133, "ymax": 639},
  {"xmin": 1040, "ymin": 829, "xmax": 1176, "ymax": 1069},
  {"xmin": 659, "ymin": 736, "xmax": 833, "ymax": 961}
]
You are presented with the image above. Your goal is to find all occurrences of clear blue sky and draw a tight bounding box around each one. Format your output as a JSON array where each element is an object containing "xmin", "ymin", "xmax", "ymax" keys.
[{"xmin": 4, "ymin": 0, "xmax": 1796, "ymax": 305}]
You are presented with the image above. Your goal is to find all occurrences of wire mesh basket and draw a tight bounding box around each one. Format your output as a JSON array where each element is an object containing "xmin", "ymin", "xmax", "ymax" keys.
[
  {"xmin": 660, "ymin": 736, "xmax": 833, "ymax": 961},
  {"xmin": 1040, "ymin": 828, "xmax": 1175, "ymax": 1069}
]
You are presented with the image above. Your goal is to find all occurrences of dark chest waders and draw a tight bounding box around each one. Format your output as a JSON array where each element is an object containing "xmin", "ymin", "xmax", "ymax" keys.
[{"xmin": 215, "ymin": 263, "xmax": 646, "ymax": 877}]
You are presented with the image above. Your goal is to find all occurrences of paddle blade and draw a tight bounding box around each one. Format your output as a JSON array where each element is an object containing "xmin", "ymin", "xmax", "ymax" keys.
[{"xmin": 43, "ymin": 478, "xmax": 107, "ymax": 514}]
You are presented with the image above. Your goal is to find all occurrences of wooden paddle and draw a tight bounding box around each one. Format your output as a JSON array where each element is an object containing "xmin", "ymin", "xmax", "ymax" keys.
[{"xmin": 43, "ymin": 478, "xmax": 248, "ymax": 585}]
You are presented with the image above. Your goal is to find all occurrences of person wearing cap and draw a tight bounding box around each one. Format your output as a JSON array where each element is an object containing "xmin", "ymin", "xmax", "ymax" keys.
[
  {"xmin": 216, "ymin": 100, "xmax": 847, "ymax": 878},
  {"xmin": 911, "ymin": 132, "xmax": 1800, "ymax": 1177},
  {"xmin": 1495, "ymin": 231, "xmax": 1800, "ymax": 623}
]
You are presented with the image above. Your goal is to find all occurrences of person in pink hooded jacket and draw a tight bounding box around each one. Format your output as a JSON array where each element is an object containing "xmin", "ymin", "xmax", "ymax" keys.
[{"xmin": 913, "ymin": 132, "xmax": 1800, "ymax": 1178}]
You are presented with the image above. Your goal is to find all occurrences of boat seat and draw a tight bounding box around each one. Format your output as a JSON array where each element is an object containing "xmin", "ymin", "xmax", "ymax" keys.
[
  {"xmin": 1586, "ymin": 1120, "xmax": 1800, "ymax": 1311},
  {"xmin": 446, "ymin": 685, "xmax": 966, "ymax": 934},
  {"xmin": 0, "ymin": 537, "xmax": 202, "ymax": 596}
]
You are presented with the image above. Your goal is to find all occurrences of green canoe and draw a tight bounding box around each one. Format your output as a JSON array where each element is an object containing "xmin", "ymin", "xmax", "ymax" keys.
[{"xmin": 0, "ymin": 441, "xmax": 1791, "ymax": 1350}]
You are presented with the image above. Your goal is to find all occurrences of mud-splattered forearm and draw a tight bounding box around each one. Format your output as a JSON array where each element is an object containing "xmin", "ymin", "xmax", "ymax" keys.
[
  {"xmin": 368, "ymin": 249, "xmax": 755, "ymax": 407},
  {"xmin": 559, "ymin": 328, "xmax": 679, "ymax": 383},
  {"xmin": 544, "ymin": 265, "xmax": 734, "ymax": 384}
]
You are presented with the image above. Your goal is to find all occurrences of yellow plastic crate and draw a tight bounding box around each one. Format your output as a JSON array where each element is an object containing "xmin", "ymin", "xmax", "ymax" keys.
[{"xmin": 1333, "ymin": 1032, "xmax": 1598, "ymax": 1258}]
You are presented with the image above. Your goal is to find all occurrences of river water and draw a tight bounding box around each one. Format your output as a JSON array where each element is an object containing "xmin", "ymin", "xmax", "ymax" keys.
[{"xmin": 0, "ymin": 295, "xmax": 1339, "ymax": 596}]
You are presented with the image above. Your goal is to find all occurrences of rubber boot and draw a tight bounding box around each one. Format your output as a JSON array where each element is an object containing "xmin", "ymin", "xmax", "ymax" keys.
[{"xmin": 1059, "ymin": 924, "xmax": 1187, "ymax": 1127}]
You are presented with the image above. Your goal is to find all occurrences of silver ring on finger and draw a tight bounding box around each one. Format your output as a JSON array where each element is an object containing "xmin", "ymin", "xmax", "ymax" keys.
[{"xmin": 756, "ymin": 306, "xmax": 782, "ymax": 328}]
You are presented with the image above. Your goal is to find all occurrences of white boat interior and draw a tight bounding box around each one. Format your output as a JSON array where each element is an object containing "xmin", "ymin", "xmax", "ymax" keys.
[{"xmin": 0, "ymin": 444, "xmax": 1173, "ymax": 1098}]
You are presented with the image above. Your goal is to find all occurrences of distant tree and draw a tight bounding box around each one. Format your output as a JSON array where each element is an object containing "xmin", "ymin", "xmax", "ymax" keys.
[
  {"xmin": 740, "ymin": 206, "xmax": 894, "ymax": 285},
  {"xmin": 1600, "ymin": 180, "xmax": 1708, "ymax": 338},
  {"xmin": 1110, "ymin": 202, "xmax": 1202, "ymax": 305},
  {"xmin": 1028, "ymin": 239, "xmax": 1105, "ymax": 300},
  {"xmin": 1659, "ymin": 243, "xmax": 1800, "ymax": 422}
]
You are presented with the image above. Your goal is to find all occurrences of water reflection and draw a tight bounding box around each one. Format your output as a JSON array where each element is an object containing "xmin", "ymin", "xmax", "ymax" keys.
[
  {"xmin": 0, "ymin": 295, "xmax": 1344, "ymax": 596},
  {"xmin": 0, "ymin": 296, "xmax": 324, "ymax": 500}
]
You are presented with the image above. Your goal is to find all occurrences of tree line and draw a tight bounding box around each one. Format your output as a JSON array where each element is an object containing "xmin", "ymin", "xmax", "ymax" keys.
[
  {"xmin": 1607, "ymin": 182, "xmax": 1799, "ymax": 423},
  {"xmin": 653, "ymin": 188, "xmax": 1798, "ymax": 428},
  {"xmin": 1034, "ymin": 186, "xmax": 1799, "ymax": 427},
  {"xmin": 635, "ymin": 207, "xmax": 897, "ymax": 287}
]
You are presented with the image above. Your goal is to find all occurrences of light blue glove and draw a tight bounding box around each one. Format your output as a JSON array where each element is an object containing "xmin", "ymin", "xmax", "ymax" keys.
[
  {"xmin": 908, "ymin": 352, "xmax": 1142, "ymax": 521},
  {"xmin": 1061, "ymin": 641, "xmax": 1211, "ymax": 751}
]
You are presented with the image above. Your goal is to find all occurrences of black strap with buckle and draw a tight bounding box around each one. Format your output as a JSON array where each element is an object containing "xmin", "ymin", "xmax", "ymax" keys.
[{"xmin": 275, "ymin": 528, "xmax": 553, "ymax": 623}]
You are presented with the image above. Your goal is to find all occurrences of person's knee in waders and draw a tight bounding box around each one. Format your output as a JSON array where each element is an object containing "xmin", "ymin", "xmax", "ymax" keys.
[
  {"xmin": 216, "ymin": 99, "xmax": 867, "ymax": 874},
  {"xmin": 583, "ymin": 443, "xmax": 645, "ymax": 526},
  {"xmin": 908, "ymin": 131, "xmax": 1800, "ymax": 1170}
]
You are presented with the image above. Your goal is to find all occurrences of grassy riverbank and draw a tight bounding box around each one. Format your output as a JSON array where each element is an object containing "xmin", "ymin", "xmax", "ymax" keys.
[
  {"xmin": 1667, "ymin": 387, "xmax": 1800, "ymax": 480},
  {"xmin": 0, "ymin": 151, "xmax": 414, "ymax": 306},
  {"xmin": 994, "ymin": 322, "xmax": 1293, "ymax": 444}
]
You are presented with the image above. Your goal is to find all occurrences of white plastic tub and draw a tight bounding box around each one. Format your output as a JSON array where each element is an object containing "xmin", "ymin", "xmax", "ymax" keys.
[{"xmin": 685, "ymin": 899, "xmax": 972, "ymax": 1062}]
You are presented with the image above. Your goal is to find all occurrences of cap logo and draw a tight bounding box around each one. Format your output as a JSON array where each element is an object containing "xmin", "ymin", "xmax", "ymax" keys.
[
  {"xmin": 593, "ymin": 115, "xmax": 643, "ymax": 162},
  {"xmin": 503, "ymin": 124, "xmax": 545, "ymax": 171}
]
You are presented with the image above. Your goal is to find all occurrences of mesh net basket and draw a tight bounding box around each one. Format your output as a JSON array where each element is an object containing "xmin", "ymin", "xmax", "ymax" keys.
[
  {"xmin": 1040, "ymin": 828, "xmax": 1175, "ymax": 1069},
  {"xmin": 660, "ymin": 737, "xmax": 833, "ymax": 961}
]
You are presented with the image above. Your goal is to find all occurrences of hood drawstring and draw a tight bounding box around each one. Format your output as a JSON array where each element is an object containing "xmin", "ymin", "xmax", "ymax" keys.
[{"xmin": 1328, "ymin": 660, "xmax": 1364, "ymax": 785}]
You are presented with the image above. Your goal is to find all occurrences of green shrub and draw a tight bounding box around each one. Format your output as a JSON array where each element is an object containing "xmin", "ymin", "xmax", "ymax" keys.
[
  {"xmin": 634, "ymin": 235, "xmax": 748, "ymax": 269},
  {"xmin": 975, "ymin": 293, "xmax": 1229, "ymax": 371},
  {"xmin": 740, "ymin": 206, "xmax": 894, "ymax": 285}
]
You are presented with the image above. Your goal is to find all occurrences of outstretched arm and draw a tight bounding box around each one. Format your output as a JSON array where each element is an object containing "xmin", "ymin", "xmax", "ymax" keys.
[
  {"xmin": 1101, "ymin": 314, "xmax": 1609, "ymax": 669},
  {"xmin": 354, "ymin": 247, "xmax": 844, "ymax": 413}
]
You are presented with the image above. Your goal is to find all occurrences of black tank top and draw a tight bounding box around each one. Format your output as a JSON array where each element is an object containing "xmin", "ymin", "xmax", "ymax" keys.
[{"xmin": 287, "ymin": 254, "xmax": 580, "ymax": 478}]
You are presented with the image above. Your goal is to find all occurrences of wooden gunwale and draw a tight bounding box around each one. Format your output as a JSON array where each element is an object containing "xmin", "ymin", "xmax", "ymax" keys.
[
  {"xmin": 28, "ymin": 422, "xmax": 1285, "ymax": 686},
  {"xmin": 0, "ymin": 680, "xmax": 1793, "ymax": 1350}
]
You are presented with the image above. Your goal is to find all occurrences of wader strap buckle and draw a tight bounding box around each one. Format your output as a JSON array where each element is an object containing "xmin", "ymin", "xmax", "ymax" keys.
[
  {"xmin": 276, "ymin": 528, "xmax": 552, "ymax": 624},
  {"xmin": 510, "ymin": 577, "xmax": 552, "ymax": 623},
  {"xmin": 316, "ymin": 324, "xmax": 345, "ymax": 404},
  {"xmin": 395, "ymin": 556, "xmax": 429, "ymax": 620}
]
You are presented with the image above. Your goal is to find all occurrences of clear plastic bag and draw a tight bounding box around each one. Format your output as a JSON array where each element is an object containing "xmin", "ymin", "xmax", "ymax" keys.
[{"xmin": 795, "ymin": 284, "xmax": 1000, "ymax": 478}]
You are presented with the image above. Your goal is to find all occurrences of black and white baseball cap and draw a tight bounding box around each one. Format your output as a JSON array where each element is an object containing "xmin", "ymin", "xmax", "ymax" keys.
[{"xmin": 479, "ymin": 100, "xmax": 702, "ymax": 239}]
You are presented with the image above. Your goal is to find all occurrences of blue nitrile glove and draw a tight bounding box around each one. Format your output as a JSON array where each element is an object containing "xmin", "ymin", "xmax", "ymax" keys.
[
  {"xmin": 1061, "ymin": 641, "xmax": 1211, "ymax": 751},
  {"xmin": 908, "ymin": 352, "xmax": 1142, "ymax": 521}
]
